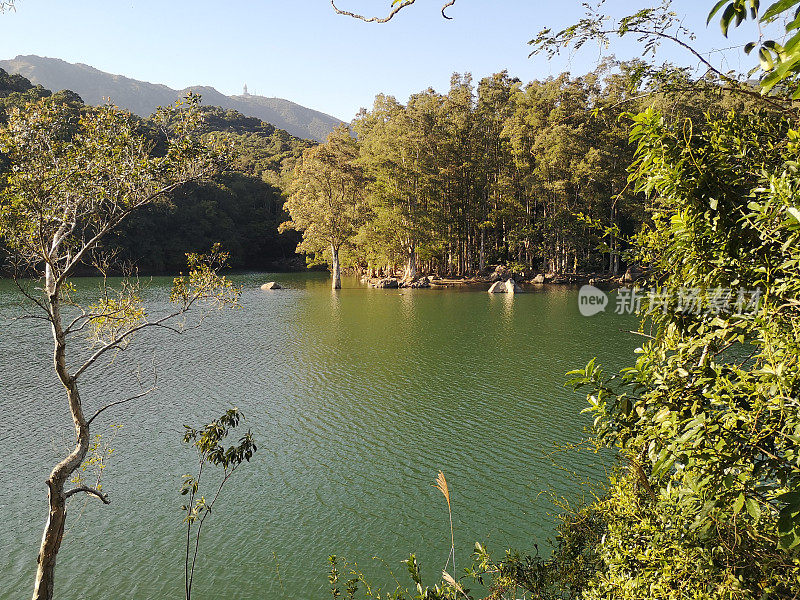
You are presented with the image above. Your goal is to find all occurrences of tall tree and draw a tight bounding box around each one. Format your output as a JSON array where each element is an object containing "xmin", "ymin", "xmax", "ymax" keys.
[
  {"xmin": 281, "ymin": 125, "xmax": 368, "ymax": 289},
  {"xmin": 0, "ymin": 95, "xmax": 237, "ymax": 600}
]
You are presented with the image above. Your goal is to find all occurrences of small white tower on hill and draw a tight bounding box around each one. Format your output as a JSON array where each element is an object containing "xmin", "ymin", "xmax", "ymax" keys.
[{"xmin": 243, "ymin": 83, "xmax": 249, "ymax": 96}]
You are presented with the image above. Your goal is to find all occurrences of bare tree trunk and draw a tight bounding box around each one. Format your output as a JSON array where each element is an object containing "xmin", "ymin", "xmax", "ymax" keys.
[{"xmin": 331, "ymin": 244, "xmax": 341, "ymax": 290}]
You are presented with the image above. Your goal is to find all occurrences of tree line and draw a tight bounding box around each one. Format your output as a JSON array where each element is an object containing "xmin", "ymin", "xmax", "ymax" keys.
[{"xmin": 283, "ymin": 62, "xmax": 763, "ymax": 287}]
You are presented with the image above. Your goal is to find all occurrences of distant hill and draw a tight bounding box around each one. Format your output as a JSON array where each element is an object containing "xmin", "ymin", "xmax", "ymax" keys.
[{"xmin": 0, "ymin": 55, "xmax": 343, "ymax": 141}]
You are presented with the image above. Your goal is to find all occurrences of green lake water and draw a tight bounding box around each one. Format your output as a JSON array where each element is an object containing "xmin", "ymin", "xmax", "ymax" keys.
[{"xmin": 0, "ymin": 273, "xmax": 637, "ymax": 599}]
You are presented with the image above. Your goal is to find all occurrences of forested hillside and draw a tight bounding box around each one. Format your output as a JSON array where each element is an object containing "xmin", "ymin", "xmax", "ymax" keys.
[
  {"xmin": 2, "ymin": 63, "xmax": 767, "ymax": 279},
  {"xmin": 0, "ymin": 68, "xmax": 307, "ymax": 274}
]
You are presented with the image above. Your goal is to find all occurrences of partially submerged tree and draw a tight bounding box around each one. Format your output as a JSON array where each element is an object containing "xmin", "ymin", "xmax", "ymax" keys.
[
  {"xmin": 0, "ymin": 94, "xmax": 239, "ymax": 600},
  {"xmin": 281, "ymin": 125, "xmax": 368, "ymax": 289}
]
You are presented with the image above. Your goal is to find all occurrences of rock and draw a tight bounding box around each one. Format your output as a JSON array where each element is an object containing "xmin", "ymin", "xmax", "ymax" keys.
[
  {"xmin": 409, "ymin": 279, "xmax": 430, "ymax": 288},
  {"xmin": 621, "ymin": 265, "xmax": 645, "ymax": 283},
  {"xmin": 504, "ymin": 278, "xmax": 522, "ymax": 294},
  {"xmin": 260, "ymin": 282, "xmax": 282, "ymax": 290},
  {"xmin": 488, "ymin": 281, "xmax": 507, "ymax": 293},
  {"xmin": 490, "ymin": 265, "xmax": 509, "ymax": 282},
  {"xmin": 371, "ymin": 277, "xmax": 399, "ymax": 289},
  {"xmin": 531, "ymin": 273, "xmax": 546, "ymax": 284}
]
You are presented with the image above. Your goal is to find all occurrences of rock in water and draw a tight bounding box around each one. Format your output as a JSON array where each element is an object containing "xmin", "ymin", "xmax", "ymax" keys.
[
  {"xmin": 488, "ymin": 281, "xmax": 507, "ymax": 293},
  {"xmin": 261, "ymin": 282, "xmax": 282, "ymax": 290},
  {"xmin": 504, "ymin": 278, "xmax": 522, "ymax": 294},
  {"xmin": 531, "ymin": 273, "xmax": 545, "ymax": 284}
]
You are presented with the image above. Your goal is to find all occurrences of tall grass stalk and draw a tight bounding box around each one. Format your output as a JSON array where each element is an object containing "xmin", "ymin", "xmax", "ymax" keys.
[{"xmin": 435, "ymin": 470, "xmax": 455, "ymax": 574}]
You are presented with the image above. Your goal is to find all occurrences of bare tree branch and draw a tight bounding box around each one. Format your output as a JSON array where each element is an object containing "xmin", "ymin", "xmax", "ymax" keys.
[
  {"xmin": 87, "ymin": 385, "xmax": 157, "ymax": 426},
  {"xmin": 330, "ymin": 0, "xmax": 457, "ymax": 23},
  {"xmin": 64, "ymin": 486, "xmax": 111, "ymax": 504},
  {"xmin": 440, "ymin": 0, "xmax": 456, "ymax": 19}
]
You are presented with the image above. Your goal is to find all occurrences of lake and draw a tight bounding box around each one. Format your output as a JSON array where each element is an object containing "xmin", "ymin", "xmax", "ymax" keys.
[{"xmin": 0, "ymin": 273, "xmax": 637, "ymax": 599}]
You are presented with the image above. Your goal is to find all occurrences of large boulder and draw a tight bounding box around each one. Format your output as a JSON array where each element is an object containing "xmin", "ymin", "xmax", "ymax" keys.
[
  {"xmin": 531, "ymin": 273, "xmax": 546, "ymax": 284},
  {"xmin": 504, "ymin": 278, "xmax": 522, "ymax": 294},
  {"xmin": 488, "ymin": 281, "xmax": 507, "ymax": 293},
  {"xmin": 260, "ymin": 282, "xmax": 282, "ymax": 290}
]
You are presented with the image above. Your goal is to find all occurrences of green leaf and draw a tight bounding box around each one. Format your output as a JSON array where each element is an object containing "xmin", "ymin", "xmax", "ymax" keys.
[
  {"xmin": 778, "ymin": 526, "xmax": 800, "ymax": 549},
  {"xmin": 745, "ymin": 497, "xmax": 762, "ymax": 520},
  {"xmin": 721, "ymin": 3, "xmax": 737, "ymax": 36},
  {"xmin": 708, "ymin": 0, "xmax": 732, "ymax": 24},
  {"xmin": 733, "ymin": 493, "xmax": 746, "ymax": 515},
  {"xmin": 761, "ymin": 0, "xmax": 800, "ymax": 21},
  {"xmin": 760, "ymin": 47, "xmax": 775, "ymax": 70}
]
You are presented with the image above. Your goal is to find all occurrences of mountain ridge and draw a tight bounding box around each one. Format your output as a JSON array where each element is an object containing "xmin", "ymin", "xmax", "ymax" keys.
[{"xmin": 0, "ymin": 55, "xmax": 343, "ymax": 141}]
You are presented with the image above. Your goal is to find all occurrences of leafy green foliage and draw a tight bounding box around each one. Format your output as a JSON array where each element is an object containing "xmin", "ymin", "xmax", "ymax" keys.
[
  {"xmin": 708, "ymin": 0, "xmax": 800, "ymax": 96},
  {"xmin": 181, "ymin": 408, "xmax": 257, "ymax": 600},
  {"xmin": 562, "ymin": 104, "xmax": 800, "ymax": 597}
]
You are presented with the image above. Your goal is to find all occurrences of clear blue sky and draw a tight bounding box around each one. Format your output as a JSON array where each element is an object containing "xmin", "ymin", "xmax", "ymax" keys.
[{"xmin": 0, "ymin": 0, "xmax": 758, "ymax": 120}]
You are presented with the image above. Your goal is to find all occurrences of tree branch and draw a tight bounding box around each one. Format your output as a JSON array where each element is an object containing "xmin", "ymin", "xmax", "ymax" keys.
[
  {"xmin": 330, "ymin": 0, "xmax": 417, "ymax": 23},
  {"xmin": 440, "ymin": 0, "xmax": 456, "ymax": 19},
  {"xmin": 330, "ymin": 0, "xmax": 457, "ymax": 23},
  {"xmin": 64, "ymin": 486, "xmax": 110, "ymax": 504},
  {"xmin": 87, "ymin": 385, "xmax": 157, "ymax": 426}
]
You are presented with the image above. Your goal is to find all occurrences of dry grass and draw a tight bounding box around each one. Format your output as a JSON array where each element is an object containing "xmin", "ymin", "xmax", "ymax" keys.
[
  {"xmin": 435, "ymin": 470, "xmax": 451, "ymax": 510},
  {"xmin": 435, "ymin": 470, "xmax": 456, "ymax": 577}
]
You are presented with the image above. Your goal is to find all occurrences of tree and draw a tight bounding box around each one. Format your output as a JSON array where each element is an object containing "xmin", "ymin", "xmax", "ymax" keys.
[
  {"xmin": 538, "ymin": 2, "xmax": 800, "ymax": 597},
  {"xmin": 281, "ymin": 125, "xmax": 368, "ymax": 289},
  {"xmin": 0, "ymin": 94, "xmax": 238, "ymax": 600}
]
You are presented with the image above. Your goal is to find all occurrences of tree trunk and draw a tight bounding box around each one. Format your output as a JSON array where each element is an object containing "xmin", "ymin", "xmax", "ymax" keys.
[
  {"xmin": 34, "ymin": 280, "xmax": 90, "ymax": 600},
  {"xmin": 479, "ymin": 228, "xmax": 485, "ymax": 273},
  {"xmin": 33, "ymin": 383, "xmax": 87, "ymax": 600},
  {"xmin": 404, "ymin": 245, "xmax": 417, "ymax": 281},
  {"xmin": 331, "ymin": 244, "xmax": 341, "ymax": 290}
]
